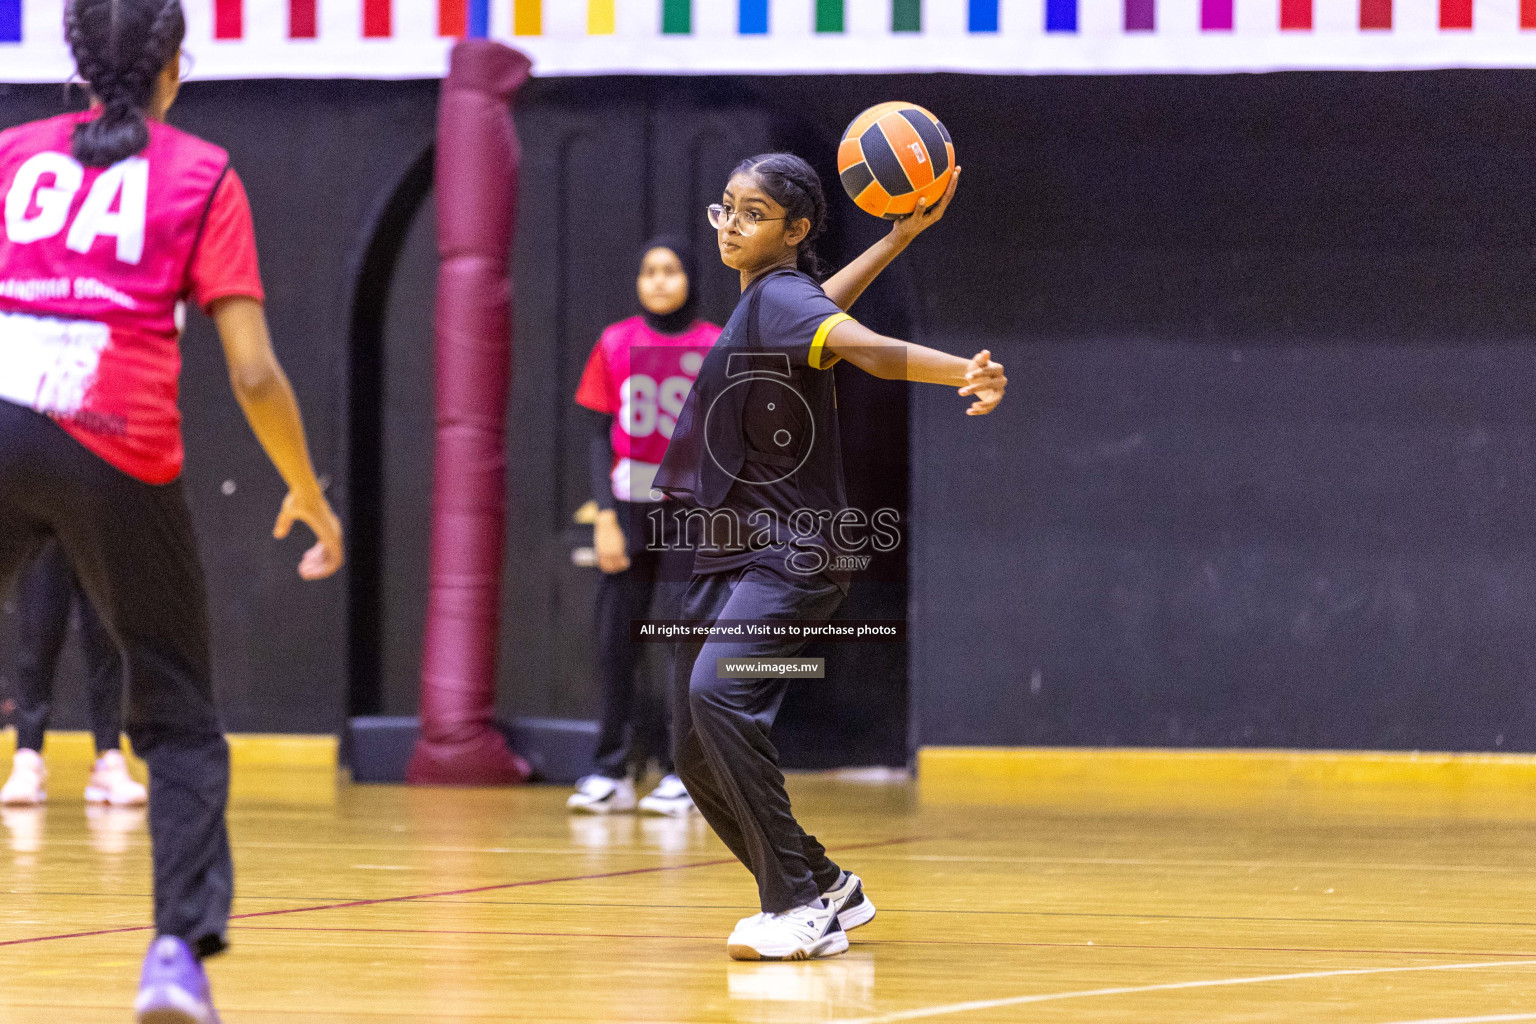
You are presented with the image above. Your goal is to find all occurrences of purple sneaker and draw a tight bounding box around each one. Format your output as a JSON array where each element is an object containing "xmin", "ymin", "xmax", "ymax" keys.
[{"xmin": 135, "ymin": 936, "xmax": 221, "ymax": 1024}]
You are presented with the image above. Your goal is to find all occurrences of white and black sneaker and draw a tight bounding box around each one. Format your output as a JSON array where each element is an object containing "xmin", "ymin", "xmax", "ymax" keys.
[
  {"xmin": 726, "ymin": 899, "xmax": 848, "ymax": 961},
  {"xmin": 638, "ymin": 774, "xmax": 696, "ymax": 817},
  {"xmin": 821, "ymin": 871, "xmax": 876, "ymax": 932},
  {"xmin": 565, "ymin": 776, "xmax": 637, "ymax": 815}
]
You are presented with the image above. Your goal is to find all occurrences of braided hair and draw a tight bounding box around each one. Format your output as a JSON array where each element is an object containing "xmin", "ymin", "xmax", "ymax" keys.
[
  {"xmin": 732, "ymin": 153, "xmax": 829, "ymax": 280},
  {"xmin": 65, "ymin": 0, "xmax": 186, "ymax": 168}
]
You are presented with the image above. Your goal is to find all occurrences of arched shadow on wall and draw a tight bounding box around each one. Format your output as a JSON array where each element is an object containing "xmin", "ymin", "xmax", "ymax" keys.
[{"xmin": 347, "ymin": 144, "xmax": 435, "ymax": 716}]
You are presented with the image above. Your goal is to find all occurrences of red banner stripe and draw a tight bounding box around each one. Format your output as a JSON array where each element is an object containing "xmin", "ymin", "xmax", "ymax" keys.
[
  {"xmin": 290, "ymin": 0, "xmax": 317, "ymax": 38},
  {"xmin": 439, "ymin": 0, "xmax": 466, "ymax": 36},
  {"xmin": 1440, "ymin": 0, "xmax": 1472, "ymax": 28},
  {"xmin": 364, "ymin": 0, "xmax": 391, "ymax": 36},
  {"xmin": 215, "ymin": 0, "xmax": 243, "ymax": 38},
  {"xmin": 1359, "ymin": 0, "xmax": 1391, "ymax": 28},
  {"xmin": 1279, "ymin": 0, "xmax": 1312, "ymax": 29},
  {"xmin": 1522, "ymin": 0, "xmax": 1536, "ymax": 27}
]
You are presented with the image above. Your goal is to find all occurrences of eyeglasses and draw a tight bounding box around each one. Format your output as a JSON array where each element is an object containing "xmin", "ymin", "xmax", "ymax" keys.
[{"xmin": 707, "ymin": 203, "xmax": 786, "ymax": 237}]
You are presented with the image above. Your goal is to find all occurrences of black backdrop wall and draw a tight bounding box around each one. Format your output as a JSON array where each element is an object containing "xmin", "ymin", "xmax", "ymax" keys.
[{"xmin": 1, "ymin": 70, "xmax": 1533, "ymax": 757}]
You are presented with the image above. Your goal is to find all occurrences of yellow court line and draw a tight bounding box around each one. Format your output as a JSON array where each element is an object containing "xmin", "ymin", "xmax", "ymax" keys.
[{"xmin": 829, "ymin": 960, "xmax": 1536, "ymax": 1024}]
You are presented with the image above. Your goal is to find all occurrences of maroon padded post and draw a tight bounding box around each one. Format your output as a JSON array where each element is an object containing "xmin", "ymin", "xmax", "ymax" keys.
[{"xmin": 407, "ymin": 40, "xmax": 533, "ymax": 785}]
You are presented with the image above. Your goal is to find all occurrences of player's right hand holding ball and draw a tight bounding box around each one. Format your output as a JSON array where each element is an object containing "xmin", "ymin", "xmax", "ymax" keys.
[{"xmin": 959, "ymin": 349, "xmax": 1006, "ymax": 415}]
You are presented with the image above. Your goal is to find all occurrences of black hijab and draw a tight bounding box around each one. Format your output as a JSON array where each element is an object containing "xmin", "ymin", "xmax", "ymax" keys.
[{"xmin": 638, "ymin": 235, "xmax": 699, "ymax": 335}]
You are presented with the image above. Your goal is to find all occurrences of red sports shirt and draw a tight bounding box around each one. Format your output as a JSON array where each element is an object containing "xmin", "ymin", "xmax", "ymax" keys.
[
  {"xmin": 575, "ymin": 316, "xmax": 721, "ymax": 502},
  {"xmin": 0, "ymin": 111, "xmax": 264, "ymax": 484}
]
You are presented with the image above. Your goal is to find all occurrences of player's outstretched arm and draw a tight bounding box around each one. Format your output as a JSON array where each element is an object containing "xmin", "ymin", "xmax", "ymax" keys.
[
  {"xmin": 821, "ymin": 167, "xmax": 961, "ymax": 313},
  {"xmin": 211, "ymin": 296, "xmax": 345, "ymax": 579},
  {"xmin": 824, "ymin": 318, "xmax": 1005, "ymax": 416}
]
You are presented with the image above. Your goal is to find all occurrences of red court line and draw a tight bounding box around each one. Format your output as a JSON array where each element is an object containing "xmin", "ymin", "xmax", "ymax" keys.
[{"xmin": 0, "ymin": 836, "xmax": 921, "ymax": 949}]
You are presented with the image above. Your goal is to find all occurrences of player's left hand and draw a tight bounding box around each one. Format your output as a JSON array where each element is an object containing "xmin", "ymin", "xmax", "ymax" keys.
[
  {"xmin": 275, "ymin": 486, "xmax": 345, "ymax": 580},
  {"xmin": 959, "ymin": 348, "xmax": 1005, "ymax": 415},
  {"xmin": 889, "ymin": 166, "xmax": 961, "ymax": 247}
]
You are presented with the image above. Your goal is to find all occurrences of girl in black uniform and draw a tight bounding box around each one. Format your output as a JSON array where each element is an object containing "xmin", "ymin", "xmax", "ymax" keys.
[{"xmin": 654, "ymin": 153, "xmax": 1004, "ymax": 961}]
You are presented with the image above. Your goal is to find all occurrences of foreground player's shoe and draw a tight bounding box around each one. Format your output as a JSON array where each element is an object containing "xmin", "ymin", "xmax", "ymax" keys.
[
  {"xmin": 1, "ymin": 749, "xmax": 46, "ymax": 806},
  {"xmin": 135, "ymin": 936, "xmax": 221, "ymax": 1024},
  {"xmin": 566, "ymin": 775, "xmax": 637, "ymax": 814},
  {"xmin": 821, "ymin": 871, "xmax": 877, "ymax": 931},
  {"xmin": 727, "ymin": 899, "xmax": 848, "ymax": 961},
  {"xmin": 85, "ymin": 750, "xmax": 148, "ymax": 806},
  {"xmin": 638, "ymin": 774, "xmax": 696, "ymax": 817}
]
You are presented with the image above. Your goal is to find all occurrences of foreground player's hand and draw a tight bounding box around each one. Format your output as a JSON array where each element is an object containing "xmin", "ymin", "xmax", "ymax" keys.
[
  {"xmin": 959, "ymin": 349, "xmax": 1005, "ymax": 415},
  {"xmin": 275, "ymin": 488, "xmax": 345, "ymax": 580},
  {"xmin": 890, "ymin": 166, "xmax": 961, "ymax": 247}
]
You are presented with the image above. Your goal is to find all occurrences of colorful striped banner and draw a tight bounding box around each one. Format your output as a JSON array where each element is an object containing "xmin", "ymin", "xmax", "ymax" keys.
[
  {"xmin": 588, "ymin": 0, "xmax": 615, "ymax": 34},
  {"xmin": 817, "ymin": 0, "xmax": 844, "ymax": 31},
  {"xmin": 1046, "ymin": 0, "xmax": 1078, "ymax": 31},
  {"xmin": 290, "ymin": 0, "xmax": 317, "ymax": 38},
  {"xmin": 0, "ymin": 0, "xmax": 20, "ymax": 43},
  {"xmin": 1439, "ymin": 0, "xmax": 1472, "ymax": 28},
  {"xmin": 364, "ymin": 0, "xmax": 391, "ymax": 37},
  {"xmin": 216, "ymin": 0, "xmax": 243, "ymax": 39},
  {"xmin": 1125, "ymin": 0, "xmax": 1154, "ymax": 31},
  {"xmin": 969, "ymin": 0, "xmax": 999, "ymax": 31},
  {"xmin": 662, "ymin": 0, "xmax": 690, "ymax": 34},
  {"xmin": 1202, "ymin": 0, "xmax": 1233, "ymax": 29},
  {"xmin": 894, "ymin": 0, "xmax": 922, "ymax": 31},
  {"xmin": 1280, "ymin": 0, "xmax": 1312, "ymax": 29},
  {"xmin": 739, "ymin": 0, "xmax": 768, "ymax": 33},
  {"xmin": 1360, "ymin": 0, "xmax": 1391, "ymax": 29},
  {"xmin": 513, "ymin": 0, "xmax": 539, "ymax": 35}
]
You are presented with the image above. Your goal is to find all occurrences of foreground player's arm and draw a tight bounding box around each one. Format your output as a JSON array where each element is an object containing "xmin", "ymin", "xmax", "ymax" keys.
[
  {"xmin": 212, "ymin": 296, "xmax": 345, "ymax": 579},
  {"xmin": 820, "ymin": 167, "xmax": 961, "ymax": 313},
  {"xmin": 823, "ymin": 317, "xmax": 1006, "ymax": 416}
]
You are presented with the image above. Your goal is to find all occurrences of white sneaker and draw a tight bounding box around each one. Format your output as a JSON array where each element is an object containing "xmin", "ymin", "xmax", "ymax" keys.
[
  {"xmin": 821, "ymin": 871, "xmax": 877, "ymax": 931},
  {"xmin": 727, "ymin": 899, "xmax": 848, "ymax": 961},
  {"xmin": 638, "ymin": 774, "xmax": 696, "ymax": 817},
  {"xmin": 85, "ymin": 750, "xmax": 148, "ymax": 806},
  {"xmin": 1, "ymin": 750, "xmax": 47, "ymax": 806},
  {"xmin": 566, "ymin": 776, "xmax": 637, "ymax": 814}
]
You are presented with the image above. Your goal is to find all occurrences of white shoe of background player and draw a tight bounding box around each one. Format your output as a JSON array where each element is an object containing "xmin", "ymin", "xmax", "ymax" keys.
[
  {"xmin": 1, "ymin": 749, "xmax": 47, "ymax": 806},
  {"xmin": 85, "ymin": 750, "xmax": 148, "ymax": 806},
  {"xmin": 638, "ymin": 774, "xmax": 696, "ymax": 817},
  {"xmin": 566, "ymin": 775, "xmax": 637, "ymax": 814}
]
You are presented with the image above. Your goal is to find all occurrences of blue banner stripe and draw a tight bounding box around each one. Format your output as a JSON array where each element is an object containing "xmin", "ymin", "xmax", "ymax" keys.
[
  {"xmin": 0, "ymin": 0, "xmax": 21, "ymax": 43},
  {"xmin": 1046, "ymin": 0, "xmax": 1079, "ymax": 31},
  {"xmin": 739, "ymin": 0, "xmax": 768, "ymax": 33},
  {"xmin": 969, "ymin": 0, "xmax": 999, "ymax": 31},
  {"xmin": 468, "ymin": 0, "xmax": 489, "ymax": 37}
]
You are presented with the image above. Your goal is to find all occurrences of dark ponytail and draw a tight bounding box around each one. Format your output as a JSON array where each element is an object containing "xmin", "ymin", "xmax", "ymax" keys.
[
  {"xmin": 66, "ymin": 0, "xmax": 186, "ymax": 168},
  {"xmin": 732, "ymin": 152, "xmax": 829, "ymax": 280}
]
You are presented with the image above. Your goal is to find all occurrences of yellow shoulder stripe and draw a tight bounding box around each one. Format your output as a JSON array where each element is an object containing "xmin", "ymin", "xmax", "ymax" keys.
[{"xmin": 810, "ymin": 312, "xmax": 853, "ymax": 370}]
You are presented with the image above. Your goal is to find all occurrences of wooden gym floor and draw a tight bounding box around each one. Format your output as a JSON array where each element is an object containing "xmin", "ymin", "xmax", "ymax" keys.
[{"xmin": 4, "ymin": 752, "xmax": 1536, "ymax": 1022}]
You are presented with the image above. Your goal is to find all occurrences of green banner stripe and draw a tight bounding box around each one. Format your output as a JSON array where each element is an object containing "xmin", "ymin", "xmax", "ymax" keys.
[
  {"xmin": 662, "ymin": 0, "xmax": 690, "ymax": 33},
  {"xmin": 816, "ymin": 0, "xmax": 845, "ymax": 31},
  {"xmin": 892, "ymin": 0, "xmax": 922, "ymax": 31}
]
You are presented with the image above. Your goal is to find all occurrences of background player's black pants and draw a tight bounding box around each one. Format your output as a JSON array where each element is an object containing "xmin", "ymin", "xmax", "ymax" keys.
[
  {"xmin": 592, "ymin": 499, "xmax": 692, "ymax": 779},
  {"xmin": 11, "ymin": 536, "xmax": 125, "ymax": 754},
  {"xmin": 0, "ymin": 402, "xmax": 231, "ymax": 957},
  {"xmin": 672, "ymin": 563, "xmax": 847, "ymax": 913}
]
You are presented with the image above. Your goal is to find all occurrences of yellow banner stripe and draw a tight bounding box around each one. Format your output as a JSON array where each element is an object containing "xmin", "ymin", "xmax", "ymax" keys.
[{"xmin": 589, "ymin": 0, "xmax": 616, "ymax": 33}]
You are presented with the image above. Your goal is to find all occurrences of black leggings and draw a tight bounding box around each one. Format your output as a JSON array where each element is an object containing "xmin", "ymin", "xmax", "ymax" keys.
[
  {"xmin": 11, "ymin": 536, "xmax": 125, "ymax": 754},
  {"xmin": 591, "ymin": 500, "xmax": 692, "ymax": 779},
  {"xmin": 672, "ymin": 562, "xmax": 847, "ymax": 914},
  {"xmin": 0, "ymin": 401, "xmax": 231, "ymax": 957}
]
